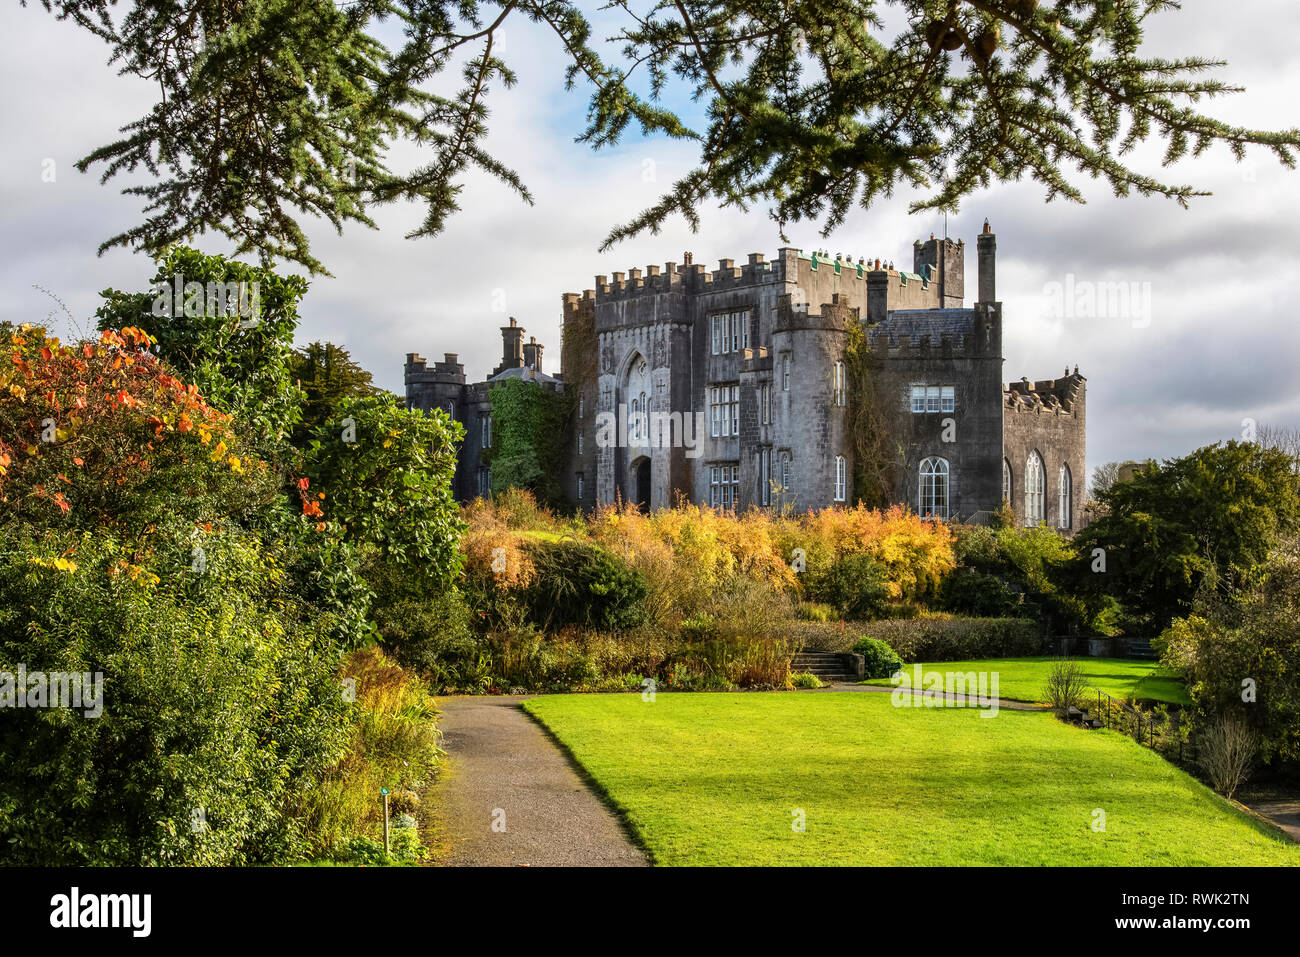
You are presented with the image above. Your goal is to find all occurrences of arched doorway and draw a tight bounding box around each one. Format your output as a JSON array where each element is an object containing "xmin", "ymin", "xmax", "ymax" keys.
[{"xmin": 633, "ymin": 456, "xmax": 651, "ymax": 510}]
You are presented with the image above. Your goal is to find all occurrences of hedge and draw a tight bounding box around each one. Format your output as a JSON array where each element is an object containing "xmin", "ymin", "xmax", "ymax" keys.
[{"xmin": 789, "ymin": 617, "xmax": 1042, "ymax": 661}]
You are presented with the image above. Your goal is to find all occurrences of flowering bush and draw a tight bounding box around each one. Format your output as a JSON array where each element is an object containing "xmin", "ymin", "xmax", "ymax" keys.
[
  {"xmin": 0, "ymin": 323, "xmax": 269, "ymax": 533},
  {"xmin": 0, "ymin": 323, "xmax": 357, "ymax": 864}
]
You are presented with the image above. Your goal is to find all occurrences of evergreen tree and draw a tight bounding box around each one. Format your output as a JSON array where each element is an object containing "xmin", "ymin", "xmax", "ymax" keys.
[
  {"xmin": 36, "ymin": 0, "xmax": 1300, "ymax": 273},
  {"xmin": 290, "ymin": 341, "xmax": 380, "ymax": 441}
]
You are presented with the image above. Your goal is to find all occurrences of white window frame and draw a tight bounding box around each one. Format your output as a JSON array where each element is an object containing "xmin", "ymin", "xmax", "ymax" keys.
[
  {"xmin": 781, "ymin": 452, "xmax": 791, "ymax": 492},
  {"xmin": 782, "ymin": 355, "xmax": 791, "ymax": 391},
  {"xmin": 910, "ymin": 385, "xmax": 926, "ymax": 413},
  {"xmin": 832, "ymin": 361, "xmax": 847, "ymax": 407},
  {"xmin": 711, "ymin": 384, "xmax": 739, "ymax": 437},
  {"xmin": 919, "ymin": 456, "xmax": 950, "ymax": 520},
  {"xmin": 1002, "ymin": 458, "xmax": 1012, "ymax": 505},
  {"xmin": 481, "ymin": 414, "xmax": 491, "ymax": 448},
  {"xmin": 760, "ymin": 383, "xmax": 771, "ymax": 424},
  {"xmin": 710, "ymin": 464, "xmax": 740, "ymax": 510},
  {"xmin": 577, "ymin": 472, "xmax": 584, "ymax": 501},
  {"xmin": 710, "ymin": 310, "xmax": 750, "ymax": 355},
  {"xmin": 941, "ymin": 386, "xmax": 955, "ymax": 413},
  {"xmin": 925, "ymin": 386, "xmax": 941, "ymax": 413},
  {"xmin": 1025, "ymin": 451, "xmax": 1045, "ymax": 526},
  {"xmin": 834, "ymin": 455, "xmax": 847, "ymax": 502}
]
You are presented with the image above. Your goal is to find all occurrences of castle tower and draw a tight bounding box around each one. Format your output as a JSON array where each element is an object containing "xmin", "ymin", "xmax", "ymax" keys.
[
  {"xmin": 913, "ymin": 235, "xmax": 965, "ymax": 307},
  {"xmin": 404, "ymin": 351, "xmax": 466, "ymax": 419}
]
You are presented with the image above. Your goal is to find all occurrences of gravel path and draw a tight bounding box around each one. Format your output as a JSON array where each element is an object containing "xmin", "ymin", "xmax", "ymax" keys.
[{"xmin": 430, "ymin": 695, "xmax": 649, "ymax": 867}]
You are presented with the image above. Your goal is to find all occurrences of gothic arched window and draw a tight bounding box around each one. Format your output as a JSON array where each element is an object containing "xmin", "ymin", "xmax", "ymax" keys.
[
  {"xmin": 1002, "ymin": 458, "xmax": 1012, "ymax": 506},
  {"xmin": 1058, "ymin": 464, "xmax": 1072, "ymax": 529},
  {"xmin": 1025, "ymin": 451, "xmax": 1045, "ymax": 526},
  {"xmin": 919, "ymin": 457, "xmax": 950, "ymax": 520}
]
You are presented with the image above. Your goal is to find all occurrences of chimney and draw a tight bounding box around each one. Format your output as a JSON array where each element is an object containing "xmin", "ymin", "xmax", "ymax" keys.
[
  {"xmin": 500, "ymin": 317, "xmax": 524, "ymax": 370},
  {"xmin": 977, "ymin": 219, "xmax": 996, "ymax": 304},
  {"xmin": 522, "ymin": 336, "xmax": 544, "ymax": 374}
]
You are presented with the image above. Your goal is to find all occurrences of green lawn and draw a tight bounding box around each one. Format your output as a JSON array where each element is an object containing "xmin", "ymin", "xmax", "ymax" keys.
[
  {"xmin": 860, "ymin": 657, "xmax": 1190, "ymax": 705},
  {"xmin": 523, "ymin": 692, "xmax": 1295, "ymax": 866}
]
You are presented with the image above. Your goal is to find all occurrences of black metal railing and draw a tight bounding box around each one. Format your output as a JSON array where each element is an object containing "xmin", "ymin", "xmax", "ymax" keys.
[{"xmin": 1074, "ymin": 685, "xmax": 1195, "ymax": 768}]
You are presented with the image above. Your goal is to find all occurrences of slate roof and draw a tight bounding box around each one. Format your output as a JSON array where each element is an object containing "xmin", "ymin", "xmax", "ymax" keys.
[
  {"xmin": 487, "ymin": 365, "xmax": 560, "ymax": 385},
  {"xmin": 874, "ymin": 308, "xmax": 976, "ymax": 346}
]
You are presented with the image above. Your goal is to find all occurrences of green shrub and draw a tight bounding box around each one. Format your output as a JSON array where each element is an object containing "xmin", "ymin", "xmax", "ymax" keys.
[
  {"xmin": 852, "ymin": 636, "xmax": 904, "ymax": 679},
  {"xmin": 791, "ymin": 672, "xmax": 824, "ymax": 689},
  {"xmin": 791, "ymin": 617, "xmax": 1040, "ymax": 661},
  {"xmin": 334, "ymin": 829, "xmax": 425, "ymax": 865},
  {"xmin": 372, "ymin": 588, "xmax": 478, "ymax": 684},
  {"xmin": 0, "ymin": 526, "xmax": 351, "ymax": 865},
  {"xmin": 938, "ymin": 567, "xmax": 1023, "ymax": 617},
  {"xmin": 809, "ymin": 553, "xmax": 890, "ymax": 620},
  {"xmin": 1163, "ymin": 538, "xmax": 1300, "ymax": 768},
  {"xmin": 521, "ymin": 539, "xmax": 647, "ymax": 630}
]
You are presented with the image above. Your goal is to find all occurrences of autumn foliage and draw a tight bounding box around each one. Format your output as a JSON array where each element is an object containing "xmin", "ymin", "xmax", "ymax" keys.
[
  {"xmin": 0, "ymin": 323, "xmax": 268, "ymax": 534},
  {"xmin": 461, "ymin": 491, "xmax": 956, "ymax": 624}
]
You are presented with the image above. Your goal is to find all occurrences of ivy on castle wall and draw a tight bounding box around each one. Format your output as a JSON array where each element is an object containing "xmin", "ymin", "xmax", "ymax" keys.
[
  {"xmin": 485, "ymin": 378, "xmax": 574, "ymax": 509},
  {"xmin": 561, "ymin": 301, "xmax": 598, "ymax": 389},
  {"xmin": 843, "ymin": 320, "xmax": 904, "ymax": 508}
]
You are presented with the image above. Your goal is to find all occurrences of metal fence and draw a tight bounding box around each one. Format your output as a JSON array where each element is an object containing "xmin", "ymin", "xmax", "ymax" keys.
[{"xmin": 1078, "ymin": 686, "xmax": 1196, "ymax": 768}]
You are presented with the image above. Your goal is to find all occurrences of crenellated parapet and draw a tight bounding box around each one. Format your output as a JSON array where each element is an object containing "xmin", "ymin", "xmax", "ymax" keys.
[
  {"xmin": 1004, "ymin": 369, "xmax": 1087, "ymax": 415},
  {"xmin": 404, "ymin": 351, "xmax": 466, "ymax": 383},
  {"xmin": 775, "ymin": 292, "xmax": 859, "ymax": 332}
]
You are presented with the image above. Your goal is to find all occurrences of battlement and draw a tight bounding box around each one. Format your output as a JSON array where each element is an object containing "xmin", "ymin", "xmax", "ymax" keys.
[
  {"xmin": 584, "ymin": 252, "xmax": 781, "ymax": 301},
  {"xmin": 574, "ymin": 239, "xmax": 967, "ymax": 305},
  {"xmin": 1005, "ymin": 368, "xmax": 1086, "ymax": 414},
  {"xmin": 801, "ymin": 251, "xmax": 932, "ymax": 288},
  {"xmin": 405, "ymin": 351, "xmax": 465, "ymax": 380},
  {"xmin": 775, "ymin": 292, "xmax": 859, "ymax": 332}
]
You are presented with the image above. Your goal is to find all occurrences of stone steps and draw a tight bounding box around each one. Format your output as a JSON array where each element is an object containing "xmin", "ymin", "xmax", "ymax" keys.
[
  {"xmin": 1126, "ymin": 639, "xmax": 1158, "ymax": 661},
  {"xmin": 791, "ymin": 652, "xmax": 857, "ymax": 684}
]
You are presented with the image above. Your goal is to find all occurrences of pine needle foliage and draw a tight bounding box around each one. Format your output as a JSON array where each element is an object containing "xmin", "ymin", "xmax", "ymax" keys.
[{"xmin": 36, "ymin": 0, "xmax": 1300, "ymax": 272}]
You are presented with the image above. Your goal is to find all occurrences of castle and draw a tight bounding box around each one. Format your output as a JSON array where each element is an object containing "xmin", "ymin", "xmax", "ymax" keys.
[{"xmin": 405, "ymin": 223, "xmax": 1086, "ymax": 529}]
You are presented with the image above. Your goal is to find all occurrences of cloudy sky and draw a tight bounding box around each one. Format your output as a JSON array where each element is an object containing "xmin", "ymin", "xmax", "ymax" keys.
[{"xmin": 2, "ymin": 1, "xmax": 1297, "ymax": 479}]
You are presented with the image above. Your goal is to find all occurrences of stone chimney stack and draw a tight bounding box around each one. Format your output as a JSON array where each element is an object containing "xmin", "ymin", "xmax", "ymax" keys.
[
  {"xmin": 977, "ymin": 219, "xmax": 996, "ymax": 304},
  {"xmin": 522, "ymin": 335, "xmax": 543, "ymax": 373},
  {"xmin": 500, "ymin": 317, "xmax": 524, "ymax": 370}
]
